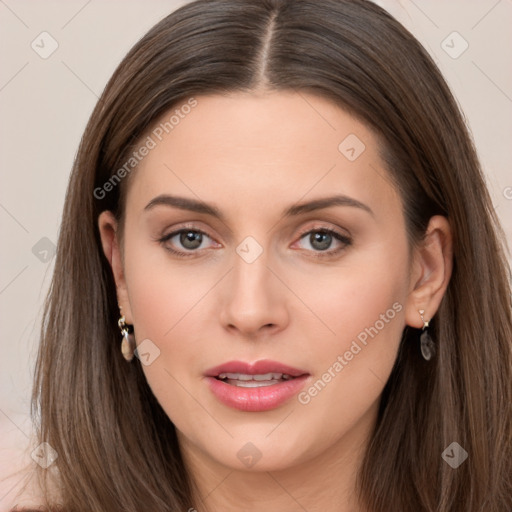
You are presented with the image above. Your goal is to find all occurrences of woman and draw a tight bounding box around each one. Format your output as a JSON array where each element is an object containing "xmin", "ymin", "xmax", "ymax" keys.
[{"xmin": 10, "ymin": 0, "xmax": 512, "ymax": 510}]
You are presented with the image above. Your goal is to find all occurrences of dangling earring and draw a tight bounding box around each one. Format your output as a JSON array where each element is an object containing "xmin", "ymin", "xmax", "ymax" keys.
[
  {"xmin": 419, "ymin": 309, "xmax": 435, "ymax": 361},
  {"xmin": 118, "ymin": 307, "xmax": 135, "ymax": 362}
]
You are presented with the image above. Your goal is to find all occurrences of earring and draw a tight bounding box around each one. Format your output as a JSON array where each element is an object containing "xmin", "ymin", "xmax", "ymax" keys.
[
  {"xmin": 118, "ymin": 308, "xmax": 135, "ymax": 362},
  {"xmin": 419, "ymin": 309, "xmax": 435, "ymax": 361}
]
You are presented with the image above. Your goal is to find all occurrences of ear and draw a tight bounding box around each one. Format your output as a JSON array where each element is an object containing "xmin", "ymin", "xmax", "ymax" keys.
[
  {"xmin": 98, "ymin": 211, "xmax": 133, "ymax": 324},
  {"xmin": 405, "ymin": 215, "xmax": 453, "ymax": 328}
]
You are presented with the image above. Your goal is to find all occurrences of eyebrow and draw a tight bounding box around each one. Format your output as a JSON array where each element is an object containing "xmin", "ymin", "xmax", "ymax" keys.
[{"xmin": 143, "ymin": 193, "xmax": 374, "ymax": 220}]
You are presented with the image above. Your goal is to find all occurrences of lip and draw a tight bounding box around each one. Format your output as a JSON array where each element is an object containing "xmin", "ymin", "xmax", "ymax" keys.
[
  {"xmin": 204, "ymin": 359, "xmax": 310, "ymax": 412},
  {"xmin": 204, "ymin": 359, "xmax": 308, "ymax": 378}
]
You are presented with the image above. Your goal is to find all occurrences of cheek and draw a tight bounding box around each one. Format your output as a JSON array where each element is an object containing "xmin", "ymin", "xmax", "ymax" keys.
[
  {"xmin": 123, "ymin": 241, "xmax": 215, "ymax": 355},
  {"xmin": 290, "ymin": 228, "xmax": 409, "ymax": 347},
  {"xmin": 121, "ymin": 237, "xmax": 222, "ymax": 421},
  {"xmin": 293, "ymin": 236, "xmax": 409, "ymax": 432}
]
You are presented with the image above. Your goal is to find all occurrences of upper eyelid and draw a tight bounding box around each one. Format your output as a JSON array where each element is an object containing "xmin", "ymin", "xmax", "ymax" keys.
[
  {"xmin": 296, "ymin": 223, "xmax": 351, "ymax": 239},
  {"xmin": 161, "ymin": 221, "xmax": 348, "ymax": 237},
  {"xmin": 162, "ymin": 225, "xmax": 213, "ymax": 239}
]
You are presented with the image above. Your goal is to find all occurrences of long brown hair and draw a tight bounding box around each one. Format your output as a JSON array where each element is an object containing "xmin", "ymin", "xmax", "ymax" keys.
[{"xmin": 18, "ymin": 0, "xmax": 512, "ymax": 510}]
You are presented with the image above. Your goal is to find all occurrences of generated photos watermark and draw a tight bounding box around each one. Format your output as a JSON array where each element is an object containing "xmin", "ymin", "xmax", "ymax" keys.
[
  {"xmin": 93, "ymin": 97, "xmax": 198, "ymax": 200},
  {"xmin": 298, "ymin": 301, "xmax": 403, "ymax": 405}
]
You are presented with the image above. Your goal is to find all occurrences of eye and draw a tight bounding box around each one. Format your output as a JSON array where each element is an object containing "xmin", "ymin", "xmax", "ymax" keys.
[
  {"xmin": 294, "ymin": 227, "xmax": 352, "ymax": 258},
  {"xmin": 157, "ymin": 225, "xmax": 352, "ymax": 259},
  {"xmin": 158, "ymin": 227, "xmax": 219, "ymax": 257}
]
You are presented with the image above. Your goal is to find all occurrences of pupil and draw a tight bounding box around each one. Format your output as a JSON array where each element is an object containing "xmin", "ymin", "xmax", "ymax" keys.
[
  {"xmin": 311, "ymin": 232, "xmax": 331, "ymax": 251},
  {"xmin": 181, "ymin": 231, "xmax": 202, "ymax": 249}
]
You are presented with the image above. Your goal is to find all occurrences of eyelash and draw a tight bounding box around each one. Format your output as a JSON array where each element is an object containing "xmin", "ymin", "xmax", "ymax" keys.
[
  {"xmin": 157, "ymin": 225, "xmax": 352, "ymax": 259},
  {"xmin": 294, "ymin": 227, "xmax": 352, "ymax": 259}
]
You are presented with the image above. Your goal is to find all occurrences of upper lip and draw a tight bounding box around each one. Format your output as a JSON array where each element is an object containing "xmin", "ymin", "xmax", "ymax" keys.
[{"xmin": 204, "ymin": 359, "xmax": 309, "ymax": 378}]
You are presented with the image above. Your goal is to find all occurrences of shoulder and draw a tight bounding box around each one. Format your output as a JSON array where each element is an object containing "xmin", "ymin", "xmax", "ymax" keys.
[
  {"xmin": 0, "ymin": 463, "xmax": 48, "ymax": 512},
  {"xmin": 0, "ymin": 419, "xmax": 49, "ymax": 512}
]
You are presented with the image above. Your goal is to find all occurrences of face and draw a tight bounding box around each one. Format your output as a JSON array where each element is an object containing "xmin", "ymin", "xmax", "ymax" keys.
[{"xmin": 104, "ymin": 90, "xmax": 416, "ymax": 473}]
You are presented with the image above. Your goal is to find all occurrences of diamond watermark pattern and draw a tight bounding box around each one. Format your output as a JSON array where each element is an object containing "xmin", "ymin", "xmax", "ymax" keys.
[
  {"xmin": 135, "ymin": 338, "xmax": 161, "ymax": 366},
  {"xmin": 338, "ymin": 134, "xmax": 366, "ymax": 161},
  {"xmin": 441, "ymin": 31, "xmax": 469, "ymax": 59},
  {"xmin": 31, "ymin": 442, "xmax": 58, "ymax": 469},
  {"xmin": 237, "ymin": 442, "xmax": 262, "ymax": 468},
  {"xmin": 236, "ymin": 236, "xmax": 263, "ymax": 264},
  {"xmin": 32, "ymin": 237, "xmax": 56, "ymax": 263},
  {"xmin": 31, "ymin": 31, "xmax": 59, "ymax": 59},
  {"xmin": 441, "ymin": 441, "xmax": 468, "ymax": 469}
]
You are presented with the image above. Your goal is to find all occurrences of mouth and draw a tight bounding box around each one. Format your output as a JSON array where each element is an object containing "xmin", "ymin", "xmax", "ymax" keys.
[
  {"xmin": 205, "ymin": 359, "xmax": 308, "ymax": 382},
  {"xmin": 204, "ymin": 359, "xmax": 310, "ymax": 411},
  {"xmin": 215, "ymin": 372, "xmax": 297, "ymax": 387}
]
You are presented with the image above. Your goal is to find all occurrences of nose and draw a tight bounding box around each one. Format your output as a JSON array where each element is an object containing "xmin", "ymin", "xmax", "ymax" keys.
[{"xmin": 219, "ymin": 248, "xmax": 289, "ymax": 338}]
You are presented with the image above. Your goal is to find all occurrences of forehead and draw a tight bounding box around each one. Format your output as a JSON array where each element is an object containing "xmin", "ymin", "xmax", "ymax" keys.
[
  {"xmin": 125, "ymin": 91, "xmax": 399, "ymax": 220},
  {"xmin": 156, "ymin": 90, "xmax": 373, "ymax": 160}
]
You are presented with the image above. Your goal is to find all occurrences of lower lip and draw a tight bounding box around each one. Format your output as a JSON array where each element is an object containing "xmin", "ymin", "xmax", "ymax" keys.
[{"xmin": 205, "ymin": 375, "xmax": 309, "ymax": 412}]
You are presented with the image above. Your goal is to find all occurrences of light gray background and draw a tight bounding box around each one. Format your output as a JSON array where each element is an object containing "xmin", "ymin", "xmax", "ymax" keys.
[{"xmin": 1, "ymin": 0, "xmax": 511, "ymax": 505}]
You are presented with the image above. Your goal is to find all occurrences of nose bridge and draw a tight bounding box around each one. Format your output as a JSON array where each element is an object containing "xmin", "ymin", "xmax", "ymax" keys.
[
  {"xmin": 233, "ymin": 247, "xmax": 268, "ymax": 295},
  {"xmin": 219, "ymin": 235, "xmax": 288, "ymax": 335},
  {"xmin": 230, "ymin": 240, "xmax": 273, "ymax": 309}
]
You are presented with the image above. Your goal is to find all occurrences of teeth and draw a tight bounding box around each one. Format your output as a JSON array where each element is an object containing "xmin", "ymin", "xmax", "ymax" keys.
[
  {"xmin": 253, "ymin": 373, "xmax": 276, "ymax": 381},
  {"xmin": 217, "ymin": 372, "xmax": 294, "ymax": 381},
  {"xmin": 231, "ymin": 380, "xmax": 281, "ymax": 387}
]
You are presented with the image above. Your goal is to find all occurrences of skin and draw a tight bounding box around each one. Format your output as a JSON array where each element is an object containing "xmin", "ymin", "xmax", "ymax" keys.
[{"xmin": 99, "ymin": 90, "xmax": 452, "ymax": 512}]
